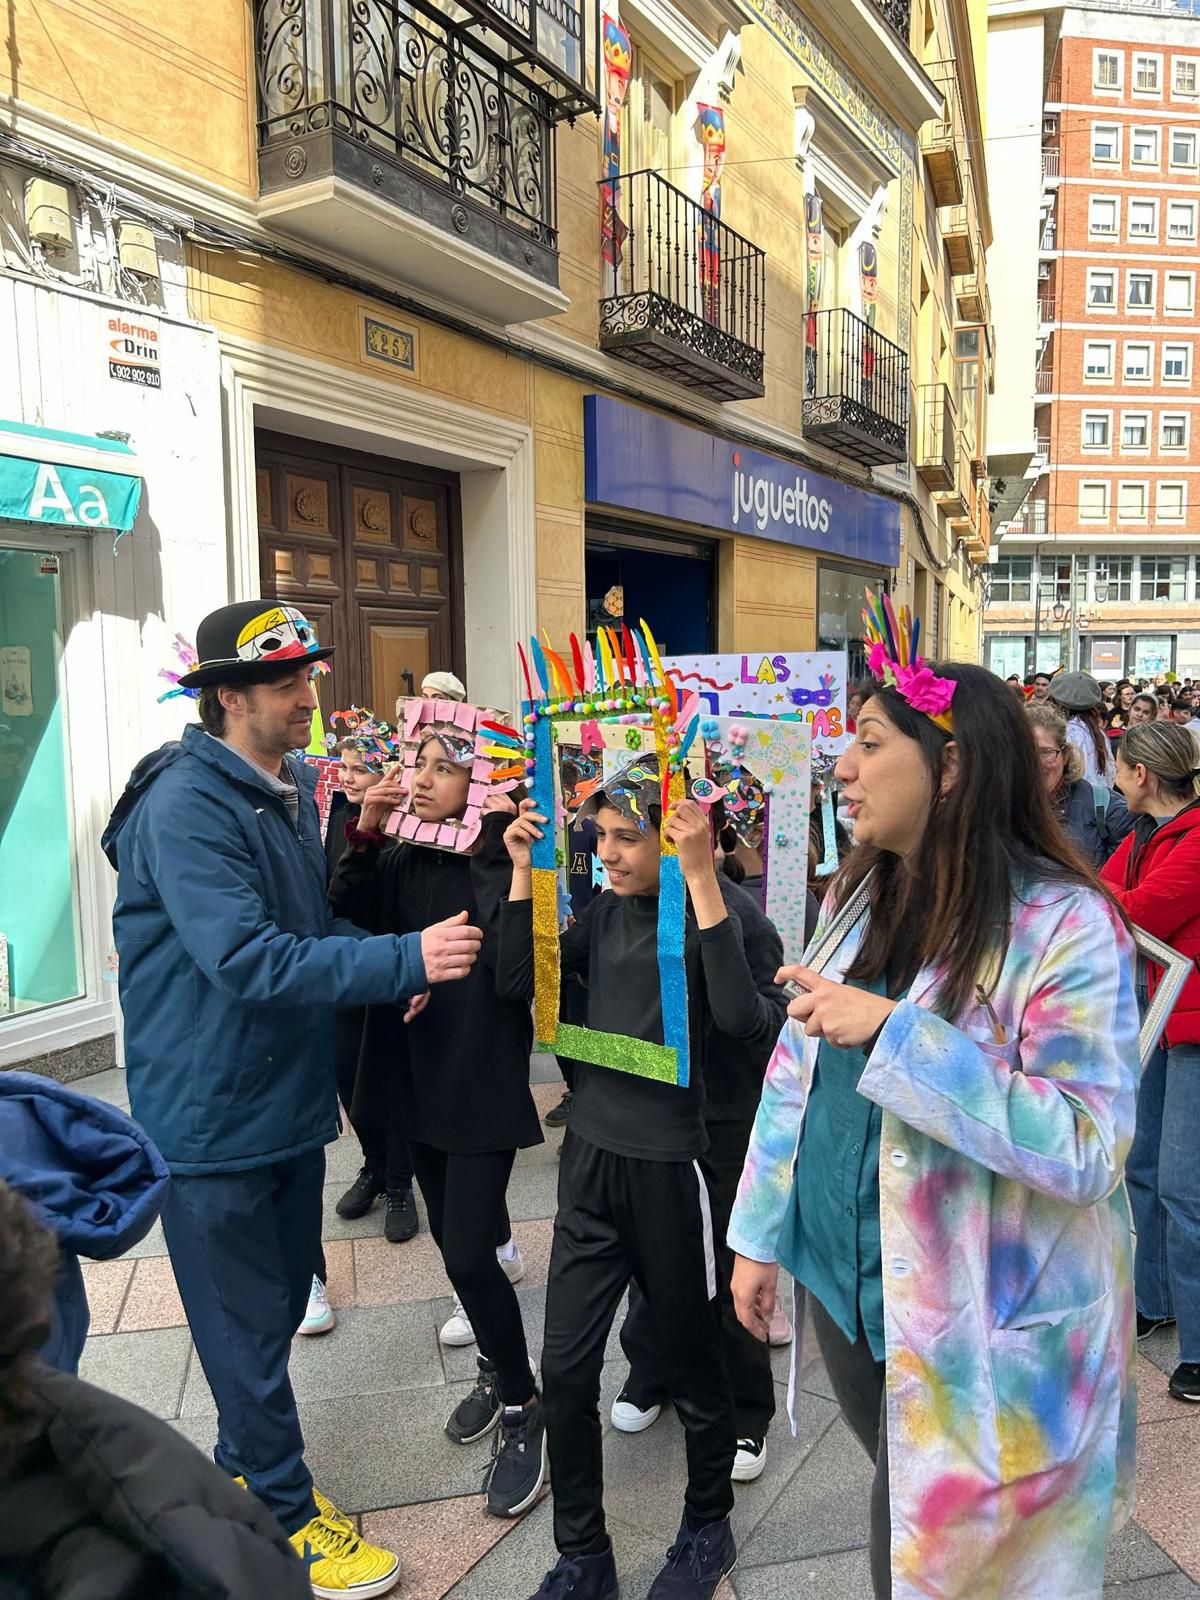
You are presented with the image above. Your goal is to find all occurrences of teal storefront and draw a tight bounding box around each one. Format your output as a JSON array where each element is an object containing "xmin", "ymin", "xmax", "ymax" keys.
[{"xmin": 0, "ymin": 422, "xmax": 141, "ymax": 1027}]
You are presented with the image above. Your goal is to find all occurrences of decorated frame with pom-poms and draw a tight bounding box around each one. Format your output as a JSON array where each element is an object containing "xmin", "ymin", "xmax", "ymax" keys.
[{"xmin": 520, "ymin": 621, "xmax": 701, "ymax": 1088}]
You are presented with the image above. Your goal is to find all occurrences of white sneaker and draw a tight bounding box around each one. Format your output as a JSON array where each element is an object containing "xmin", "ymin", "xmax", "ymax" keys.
[
  {"xmin": 610, "ymin": 1385, "xmax": 662, "ymax": 1433},
  {"xmin": 732, "ymin": 1436, "xmax": 767, "ymax": 1482},
  {"xmin": 297, "ymin": 1275, "xmax": 336, "ymax": 1336},
  {"xmin": 767, "ymin": 1304, "xmax": 793, "ymax": 1347},
  {"xmin": 498, "ymin": 1240, "xmax": 525, "ymax": 1285},
  {"xmin": 440, "ymin": 1294, "xmax": 476, "ymax": 1347}
]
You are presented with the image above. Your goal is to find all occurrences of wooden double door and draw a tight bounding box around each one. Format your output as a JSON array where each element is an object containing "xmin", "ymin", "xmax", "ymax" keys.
[{"xmin": 255, "ymin": 431, "xmax": 464, "ymax": 727}]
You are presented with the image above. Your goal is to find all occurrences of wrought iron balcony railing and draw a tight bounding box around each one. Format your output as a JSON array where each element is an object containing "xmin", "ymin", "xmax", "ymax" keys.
[
  {"xmin": 597, "ymin": 168, "xmax": 766, "ymax": 402},
  {"xmin": 255, "ymin": 0, "xmax": 560, "ymax": 286},
  {"xmin": 801, "ymin": 308, "xmax": 909, "ymax": 466},
  {"xmin": 869, "ymin": 0, "xmax": 912, "ymax": 45},
  {"xmin": 464, "ymin": 0, "xmax": 599, "ymax": 118}
]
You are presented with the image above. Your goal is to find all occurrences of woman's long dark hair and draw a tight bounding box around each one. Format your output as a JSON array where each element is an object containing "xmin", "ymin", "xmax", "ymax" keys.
[
  {"xmin": 1073, "ymin": 704, "xmax": 1112, "ymax": 774},
  {"xmin": 837, "ymin": 662, "xmax": 1112, "ymax": 1017}
]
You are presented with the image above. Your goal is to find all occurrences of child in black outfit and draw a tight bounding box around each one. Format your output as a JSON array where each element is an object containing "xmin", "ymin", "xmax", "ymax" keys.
[
  {"xmin": 328, "ymin": 730, "xmax": 544, "ymax": 1520},
  {"xmin": 498, "ymin": 771, "xmax": 782, "ymax": 1600}
]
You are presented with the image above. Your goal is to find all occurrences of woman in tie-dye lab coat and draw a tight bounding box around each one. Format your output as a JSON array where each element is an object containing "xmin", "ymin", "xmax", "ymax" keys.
[{"xmin": 729, "ymin": 660, "xmax": 1140, "ymax": 1600}]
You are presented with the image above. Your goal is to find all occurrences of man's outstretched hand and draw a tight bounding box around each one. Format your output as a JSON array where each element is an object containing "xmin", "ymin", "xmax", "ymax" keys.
[{"xmin": 420, "ymin": 910, "xmax": 484, "ymax": 983}]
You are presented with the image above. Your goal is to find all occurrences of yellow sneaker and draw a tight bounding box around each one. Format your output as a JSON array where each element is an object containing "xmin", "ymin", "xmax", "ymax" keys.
[{"xmin": 289, "ymin": 1501, "xmax": 399, "ymax": 1598}]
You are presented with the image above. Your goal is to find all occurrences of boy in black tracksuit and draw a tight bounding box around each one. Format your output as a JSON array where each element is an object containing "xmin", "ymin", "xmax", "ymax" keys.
[
  {"xmin": 497, "ymin": 777, "xmax": 782, "ymax": 1600},
  {"xmin": 616, "ymin": 873, "xmax": 787, "ymax": 1474}
]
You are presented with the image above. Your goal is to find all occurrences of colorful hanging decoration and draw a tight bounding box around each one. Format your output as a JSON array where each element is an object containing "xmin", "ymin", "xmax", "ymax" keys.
[
  {"xmin": 804, "ymin": 192, "xmax": 824, "ymax": 399},
  {"xmin": 600, "ymin": 13, "xmax": 632, "ymax": 269},
  {"xmin": 697, "ymin": 103, "xmax": 726, "ymax": 326},
  {"xmin": 521, "ymin": 620, "xmax": 701, "ymax": 1087},
  {"xmin": 859, "ymin": 240, "xmax": 879, "ymax": 401}
]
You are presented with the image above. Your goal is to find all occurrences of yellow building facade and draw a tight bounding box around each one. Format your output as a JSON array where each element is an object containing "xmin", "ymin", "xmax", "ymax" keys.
[{"xmin": 0, "ymin": 0, "xmax": 996, "ymax": 1069}]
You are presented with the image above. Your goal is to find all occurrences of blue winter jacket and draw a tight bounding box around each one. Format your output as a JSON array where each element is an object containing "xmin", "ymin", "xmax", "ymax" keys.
[
  {"xmin": 0, "ymin": 1072, "xmax": 169, "ymax": 1372},
  {"xmin": 101, "ymin": 724, "xmax": 427, "ymax": 1175}
]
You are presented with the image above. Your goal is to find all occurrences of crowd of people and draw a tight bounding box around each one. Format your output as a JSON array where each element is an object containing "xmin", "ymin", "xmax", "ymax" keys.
[{"xmin": 1, "ymin": 596, "xmax": 1197, "ymax": 1600}]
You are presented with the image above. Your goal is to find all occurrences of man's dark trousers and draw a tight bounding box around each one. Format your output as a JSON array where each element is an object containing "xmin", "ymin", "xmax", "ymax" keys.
[{"xmin": 160, "ymin": 1147, "xmax": 325, "ymax": 1534}]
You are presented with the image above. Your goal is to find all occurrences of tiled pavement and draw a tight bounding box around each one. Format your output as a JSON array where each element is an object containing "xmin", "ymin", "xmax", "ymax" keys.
[{"xmin": 76, "ymin": 1059, "xmax": 1200, "ymax": 1599}]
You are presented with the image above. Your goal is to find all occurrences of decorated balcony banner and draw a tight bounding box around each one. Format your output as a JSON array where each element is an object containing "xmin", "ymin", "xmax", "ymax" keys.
[
  {"xmin": 697, "ymin": 103, "xmax": 726, "ymax": 324},
  {"xmin": 804, "ymin": 193, "xmax": 824, "ymax": 397},
  {"xmin": 859, "ymin": 240, "xmax": 879, "ymax": 399},
  {"xmin": 600, "ymin": 13, "xmax": 632, "ymax": 268}
]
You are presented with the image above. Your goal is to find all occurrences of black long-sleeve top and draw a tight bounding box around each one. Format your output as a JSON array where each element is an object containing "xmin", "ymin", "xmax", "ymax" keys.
[
  {"xmin": 496, "ymin": 875, "xmax": 781, "ymax": 1161},
  {"xmin": 329, "ymin": 812, "xmax": 542, "ymax": 1154},
  {"xmin": 704, "ymin": 877, "xmax": 788, "ymax": 1128}
]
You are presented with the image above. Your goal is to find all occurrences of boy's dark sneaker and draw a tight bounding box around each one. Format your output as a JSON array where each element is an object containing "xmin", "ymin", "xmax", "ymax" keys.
[
  {"xmin": 526, "ymin": 1547, "xmax": 619, "ymax": 1600},
  {"xmin": 1137, "ymin": 1313, "xmax": 1176, "ymax": 1341},
  {"xmin": 335, "ymin": 1164, "xmax": 382, "ymax": 1220},
  {"xmin": 484, "ymin": 1395, "xmax": 547, "ymax": 1517},
  {"xmin": 384, "ymin": 1188, "xmax": 418, "ymax": 1243},
  {"xmin": 446, "ymin": 1356, "xmax": 502, "ymax": 1444},
  {"xmin": 1169, "ymin": 1362, "xmax": 1200, "ymax": 1402},
  {"xmin": 647, "ymin": 1514, "xmax": 736, "ymax": 1599},
  {"xmin": 543, "ymin": 1091, "xmax": 573, "ymax": 1128}
]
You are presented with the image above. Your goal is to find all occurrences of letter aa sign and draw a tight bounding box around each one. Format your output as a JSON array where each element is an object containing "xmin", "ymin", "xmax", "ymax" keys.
[{"xmin": 27, "ymin": 463, "xmax": 111, "ymax": 524}]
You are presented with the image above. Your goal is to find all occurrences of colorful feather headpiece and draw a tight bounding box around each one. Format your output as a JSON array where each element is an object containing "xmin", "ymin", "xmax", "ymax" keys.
[
  {"xmin": 157, "ymin": 634, "xmax": 200, "ymax": 703},
  {"xmin": 861, "ymin": 589, "xmax": 956, "ymax": 736}
]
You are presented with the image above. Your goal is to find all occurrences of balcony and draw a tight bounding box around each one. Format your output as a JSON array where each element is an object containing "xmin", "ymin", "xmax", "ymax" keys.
[
  {"xmin": 942, "ymin": 199, "xmax": 976, "ymax": 276},
  {"xmin": 254, "ymin": 0, "xmax": 575, "ymax": 325},
  {"xmin": 597, "ymin": 169, "xmax": 766, "ymax": 402},
  {"xmin": 933, "ymin": 428, "xmax": 973, "ymax": 520},
  {"xmin": 801, "ymin": 309, "xmax": 909, "ymax": 466},
  {"xmin": 954, "ymin": 266, "xmax": 986, "ymax": 323},
  {"xmin": 869, "ymin": 0, "xmax": 912, "ymax": 43},
  {"xmin": 1035, "ymin": 366, "xmax": 1054, "ymax": 394},
  {"xmin": 1041, "ymin": 148, "xmax": 1060, "ymax": 184},
  {"xmin": 1017, "ymin": 505, "xmax": 1048, "ymax": 538},
  {"xmin": 921, "ymin": 61, "xmax": 965, "ymax": 207},
  {"xmin": 1038, "ymin": 296, "xmax": 1056, "ymax": 325},
  {"xmin": 916, "ymin": 384, "xmax": 957, "ymax": 491}
]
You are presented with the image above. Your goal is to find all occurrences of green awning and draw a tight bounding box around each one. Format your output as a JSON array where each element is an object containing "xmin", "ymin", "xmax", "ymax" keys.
[{"xmin": 0, "ymin": 419, "xmax": 143, "ymax": 533}]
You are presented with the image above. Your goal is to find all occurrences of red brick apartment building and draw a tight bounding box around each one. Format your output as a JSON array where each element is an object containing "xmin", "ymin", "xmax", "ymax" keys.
[{"xmin": 985, "ymin": 2, "xmax": 1200, "ymax": 682}]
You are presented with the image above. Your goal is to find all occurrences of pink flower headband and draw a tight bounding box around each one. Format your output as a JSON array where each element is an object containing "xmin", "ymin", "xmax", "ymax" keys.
[{"xmin": 862, "ymin": 589, "xmax": 956, "ymax": 735}]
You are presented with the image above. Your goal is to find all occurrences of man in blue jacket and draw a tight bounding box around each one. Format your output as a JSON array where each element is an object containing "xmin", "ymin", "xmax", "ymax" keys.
[{"xmin": 102, "ymin": 599, "xmax": 482, "ymax": 1599}]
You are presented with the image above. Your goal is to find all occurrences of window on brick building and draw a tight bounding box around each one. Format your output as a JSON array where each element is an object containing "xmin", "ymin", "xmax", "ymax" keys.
[
  {"xmin": 1157, "ymin": 483, "xmax": 1186, "ymax": 523},
  {"xmin": 1170, "ymin": 129, "xmax": 1198, "ymax": 169},
  {"xmin": 1165, "ymin": 273, "xmax": 1195, "ymax": 313},
  {"xmin": 1161, "ymin": 413, "xmax": 1188, "ymax": 450},
  {"xmin": 1085, "ymin": 341, "xmax": 1115, "ymax": 380},
  {"xmin": 1124, "ymin": 343, "xmax": 1152, "ymax": 381},
  {"xmin": 1080, "ymin": 481, "xmax": 1110, "ymax": 521},
  {"xmin": 1129, "ymin": 198, "xmax": 1158, "ymax": 237},
  {"xmin": 1127, "ymin": 272, "xmax": 1154, "ymax": 309},
  {"xmin": 1134, "ymin": 55, "xmax": 1161, "ymax": 94},
  {"xmin": 1118, "ymin": 482, "xmax": 1149, "ymax": 521},
  {"xmin": 1083, "ymin": 412, "xmax": 1111, "ymax": 448},
  {"xmin": 1132, "ymin": 126, "xmax": 1160, "ymax": 165},
  {"xmin": 1163, "ymin": 343, "xmax": 1192, "ymax": 381},
  {"xmin": 1092, "ymin": 123, "xmax": 1121, "ymax": 162},
  {"xmin": 1090, "ymin": 195, "xmax": 1120, "ymax": 236},
  {"xmin": 1094, "ymin": 51, "xmax": 1122, "ymax": 90},
  {"xmin": 1175, "ymin": 58, "xmax": 1199, "ymax": 98},
  {"xmin": 1168, "ymin": 200, "xmax": 1197, "ymax": 240},
  {"xmin": 1140, "ymin": 555, "xmax": 1187, "ymax": 600},
  {"xmin": 1121, "ymin": 412, "xmax": 1150, "ymax": 449},
  {"xmin": 1096, "ymin": 555, "xmax": 1132, "ymax": 601},
  {"xmin": 1088, "ymin": 268, "xmax": 1116, "ymax": 307}
]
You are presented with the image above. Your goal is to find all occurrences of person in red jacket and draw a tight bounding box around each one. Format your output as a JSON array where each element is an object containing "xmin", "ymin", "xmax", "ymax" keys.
[{"xmin": 1102, "ymin": 720, "xmax": 1200, "ymax": 1403}]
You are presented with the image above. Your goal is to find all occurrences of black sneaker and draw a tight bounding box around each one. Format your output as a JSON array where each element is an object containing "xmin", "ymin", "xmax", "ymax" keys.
[
  {"xmin": 526, "ymin": 1547, "xmax": 619, "ymax": 1600},
  {"xmin": 446, "ymin": 1356, "xmax": 502, "ymax": 1444},
  {"xmin": 484, "ymin": 1395, "xmax": 547, "ymax": 1517},
  {"xmin": 335, "ymin": 1165, "xmax": 383, "ymax": 1221},
  {"xmin": 647, "ymin": 1514, "xmax": 736, "ymax": 1599},
  {"xmin": 1137, "ymin": 1312, "xmax": 1176, "ymax": 1341},
  {"xmin": 1169, "ymin": 1362, "xmax": 1200, "ymax": 1402},
  {"xmin": 384, "ymin": 1189, "xmax": 418, "ymax": 1244},
  {"xmin": 543, "ymin": 1091, "xmax": 573, "ymax": 1128}
]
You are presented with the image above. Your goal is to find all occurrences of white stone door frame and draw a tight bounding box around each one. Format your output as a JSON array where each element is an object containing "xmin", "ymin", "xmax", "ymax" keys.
[{"xmin": 218, "ymin": 334, "xmax": 537, "ymax": 712}]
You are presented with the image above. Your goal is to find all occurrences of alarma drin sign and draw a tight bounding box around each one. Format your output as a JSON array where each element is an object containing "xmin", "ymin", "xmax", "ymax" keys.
[{"xmin": 106, "ymin": 314, "xmax": 162, "ymax": 390}]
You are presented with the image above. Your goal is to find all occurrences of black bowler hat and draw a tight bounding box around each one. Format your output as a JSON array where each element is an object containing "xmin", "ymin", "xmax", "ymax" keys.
[{"xmin": 176, "ymin": 599, "xmax": 334, "ymax": 690}]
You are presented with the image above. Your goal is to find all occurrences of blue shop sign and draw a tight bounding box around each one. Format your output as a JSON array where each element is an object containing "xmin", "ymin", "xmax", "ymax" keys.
[
  {"xmin": 584, "ymin": 394, "xmax": 900, "ymax": 570},
  {"xmin": 0, "ymin": 419, "xmax": 142, "ymax": 532}
]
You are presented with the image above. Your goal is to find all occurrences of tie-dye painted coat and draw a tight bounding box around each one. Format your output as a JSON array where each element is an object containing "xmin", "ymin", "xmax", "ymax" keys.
[{"xmin": 727, "ymin": 878, "xmax": 1140, "ymax": 1600}]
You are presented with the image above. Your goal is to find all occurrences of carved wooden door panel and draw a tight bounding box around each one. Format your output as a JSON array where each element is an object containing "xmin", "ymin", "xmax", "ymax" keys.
[{"xmin": 255, "ymin": 432, "xmax": 463, "ymax": 725}]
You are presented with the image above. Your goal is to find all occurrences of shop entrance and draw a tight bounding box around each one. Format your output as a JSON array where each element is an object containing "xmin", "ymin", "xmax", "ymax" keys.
[
  {"xmin": 585, "ymin": 523, "xmax": 716, "ymax": 654},
  {"xmin": 255, "ymin": 430, "xmax": 465, "ymax": 721}
]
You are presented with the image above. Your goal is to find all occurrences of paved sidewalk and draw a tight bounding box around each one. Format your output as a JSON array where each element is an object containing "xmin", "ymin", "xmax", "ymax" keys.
[{"xmin": 75, "ymin": 1059, "xmax": 1200, "ymax": 1600}]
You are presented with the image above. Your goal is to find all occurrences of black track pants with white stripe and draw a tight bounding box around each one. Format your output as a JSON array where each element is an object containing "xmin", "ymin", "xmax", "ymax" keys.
[{"xmin": 541, "ymin": 1130, "xmax": 736, "ymax": 1555}]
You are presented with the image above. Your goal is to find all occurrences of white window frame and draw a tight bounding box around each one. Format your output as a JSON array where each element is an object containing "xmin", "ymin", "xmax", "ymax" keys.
[
  {"xmin": 1164, "ymin": 271, "xmax": 1196, "ymax": 315},
  {"xmin": 1091, "ymin": 122, "xmax": 1122, "ymax": 164},
  {"xmin": 1120, "ymin": 410, "xmax": 1151, "ymax": 451},
  {"xmin": 1170, "ymin": 128, "xmax": 1199, "ymax": 171},
  {"xmin": 1131, "ymin": 125, "xmax": 1161, "ymax": 166},
  {"xmin": 1117, "ymin": 480, "xmax": 1149, "ymax": 522},
  {"xmin": 1157, "ymin": 481, "xmax": 1187, "ymax": 523},
  {"xmin": 1123, "ymin": 341, "xmax": 1153, "ymax": 383},
  {"xmin": 1082, "ymin": 410, "xmax": 1112, "ymax": 451},
  {"xmin": 1094, "ymin": 49, "xmax": 1123, "ymax": 93},
  {"xmin": 1126, "ymin": 270, "xmax": 1156, "ymax": 313},
  {"xmin": 1160, "ymin": 412, "xmax": 1190, "ymax": 452},
  {"xmin": 1163, "ymin": 342, "xmax": 1193, "ymax": 382},
  {"xmin": 1079, "ymin": 480, "xmax": 1111, "ymax": 522},
  {"xmin": 1174, "ymin": 57, "xmax": 1199, "ymax": 100},
  {"xmin": 1084, "ymin": 340, "xmax": 1116, "ymax": 382},
  {"xmin": 1133, "ymin": 53, "xmax": 1163, "ymax": 96},
  {"xmin": 1167, "ymin": 199, "xmax": 1197, "ymax": 241},
  {"xmin": 1089, "ymin": 194, "xmax": 1121, "ymax": 238},
  {"xmin": 1087, "ymin": 267, "xmax": 1117, "ymax": 311},
  {"xmin": 1128, "ymin": 196, "xmax": 1159, "ymax": 240}
]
